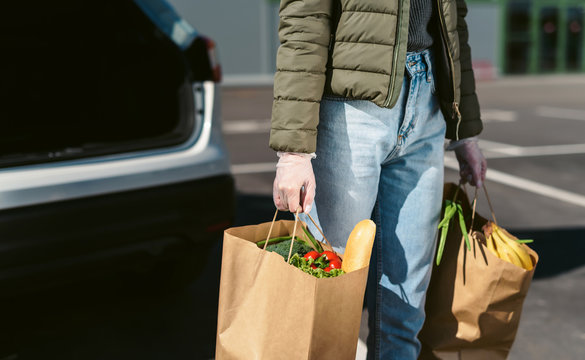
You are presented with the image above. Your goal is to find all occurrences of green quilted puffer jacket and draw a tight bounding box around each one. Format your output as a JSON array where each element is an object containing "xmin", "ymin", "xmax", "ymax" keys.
[{"xmin": 270, "ymin": 0, "xmax": 483, "ymax": 153}]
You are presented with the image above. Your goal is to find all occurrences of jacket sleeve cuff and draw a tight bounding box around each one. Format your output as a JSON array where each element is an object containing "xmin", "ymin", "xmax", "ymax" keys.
[
  {"xmin": 270, "ymin": 98, "xmax": 319, "ymax": 153},
  {"xmin": 277, "ymin": 151, "xmax": 317, "ymax": 159}
]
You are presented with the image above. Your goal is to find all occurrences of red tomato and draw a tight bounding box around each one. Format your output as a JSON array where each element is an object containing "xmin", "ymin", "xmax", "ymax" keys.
[
  {"xmin": 328, "ymin": 259, "xmax": 342, "ymax": 270},
  {"xmin": 320, "ymin": 251, "xmax": 339, "ymax": 262},
  {"xmin": 304, "ymin": 251, "xmax": 320, "ymax": 261},
  {"xmin": 310, "ymin": 264, "xmax": 318, "ymax": 269},
  {"xmin": 324, "ymin": 267, "xmax": 331, "ymax": 272}
]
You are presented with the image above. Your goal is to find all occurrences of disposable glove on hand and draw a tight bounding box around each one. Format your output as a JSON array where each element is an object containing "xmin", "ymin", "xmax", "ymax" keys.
[
  {"xmin": 273, "ymin": 152, "xmax": 316, "ymax": 213},
  {"xmin": 450, "ymin": 137, "xmax": 487, "ymax": 187}
]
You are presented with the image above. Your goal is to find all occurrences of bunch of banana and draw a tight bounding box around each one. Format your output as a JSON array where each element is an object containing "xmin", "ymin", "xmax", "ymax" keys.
[{"xmin": 482, "ymin": 221, "xmax": 534, "ymax": 271}]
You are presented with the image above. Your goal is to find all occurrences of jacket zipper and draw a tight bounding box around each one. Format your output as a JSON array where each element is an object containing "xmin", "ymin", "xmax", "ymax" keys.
[
  {"xmin": 383, "ymin": 0, "xmax": 404, "ymax": 107},
  {"xmin": 329, "ymin": 34, "xmax": 334, "ymax": 52},
  {"xmin": 436, "ymin": 0, "xmax": 462, "ymax": 140}
]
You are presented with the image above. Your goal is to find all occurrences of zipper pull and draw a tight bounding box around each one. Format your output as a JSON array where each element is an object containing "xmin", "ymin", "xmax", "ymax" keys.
[
  {"xmin": 453, "ymin": 102, "xmax": 462, "ymax": 140},
  {"xmin": 452, "ymin": 102, "xmax": 461, "ymax": 120}
]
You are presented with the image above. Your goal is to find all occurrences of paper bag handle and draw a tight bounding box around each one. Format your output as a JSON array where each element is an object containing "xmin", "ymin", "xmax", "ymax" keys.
[
  {"xmin": 482, "ymin": 184, "xmax": 498, "ymax": 225},
  {"xmin": 305, "ymin": 212, "xmax": 334, "ymax": 251},
  {"xmin": 262, "ymin": 209, "xmax": 300, "ymax": 263},
  {"xmin": 263, "ymin": 208, "xmax": 335, "ymax": 262},
  {"xmin": 465, "ymin": 183, "xmax": 498, "ymax": 234}
]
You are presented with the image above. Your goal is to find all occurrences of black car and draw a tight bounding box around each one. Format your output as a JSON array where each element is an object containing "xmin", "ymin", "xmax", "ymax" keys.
[{"xmin": 0, "ymin": 0, "xmax": 234, "ymax": 294}]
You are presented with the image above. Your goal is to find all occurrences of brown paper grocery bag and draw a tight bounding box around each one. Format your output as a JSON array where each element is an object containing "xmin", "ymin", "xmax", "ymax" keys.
[
  {"xmin": 215, "ymin": 218, "xmax": 369, "ymax": 360},
  {"xmin": 418, "ymin": 183, "xmax": 538, "ymax": 360}
]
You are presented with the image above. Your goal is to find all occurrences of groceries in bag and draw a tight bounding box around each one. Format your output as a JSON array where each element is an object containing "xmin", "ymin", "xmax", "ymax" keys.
[
  {"xmin": 216, "ymin": 213, "xmax": 374, "ymax": 360},
  {"xmin": 419, "ymin": 183, "xmax": 539, "ymax": 360},
  {"xmin": 481, "ymin": 221, "xmax": 535, "ymax": 271},
  {"xmin": 256, "ymin": 216, "xmax": 376, "ymax": 278},
  {"xmin": 342, "ymin": 219, "xmax": 376, "ymax": 273}
]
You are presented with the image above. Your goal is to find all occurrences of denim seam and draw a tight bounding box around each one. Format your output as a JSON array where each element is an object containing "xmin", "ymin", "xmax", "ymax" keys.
[
  {"xmin": 382, "ymin": 62, "xmax": 422, "ymax": 165},
  {"xmin": 404, "ymin": 81, "xmax": 420, "ymax": 138},
  {"xmin": 374, "ymin": 200, "xmax": 383, "ymax": 359},
  {"xmin": 423, "ymin": 51, "xmax": 436, "ymax": 93},
  {"xmin": 399, "ymin": 75, "xmax": 420, "ymax": 142},
  {"xmin": 383, "ymin": 145, "xmax": 401, "ymax": 164}
]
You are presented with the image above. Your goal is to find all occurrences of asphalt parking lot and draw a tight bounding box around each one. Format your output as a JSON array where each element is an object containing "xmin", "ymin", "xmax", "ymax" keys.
[
  {"xmin": 223, "ymin": 74, "xmax": 585, "ymax": 360},
  {"xmin": 2, "ymin": 75, "xmax": 584, "ymax": 360}
]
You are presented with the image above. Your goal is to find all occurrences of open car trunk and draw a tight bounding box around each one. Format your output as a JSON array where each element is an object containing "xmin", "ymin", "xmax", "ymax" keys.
[{"xmin": 0, "ymin": 0, "xmax": 195, "ymax": 168}]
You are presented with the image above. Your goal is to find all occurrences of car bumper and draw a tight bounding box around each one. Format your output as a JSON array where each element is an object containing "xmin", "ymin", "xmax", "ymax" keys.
[{"xmin": 0, "ymin": 174, "xmax": 234, "ymax": 295}]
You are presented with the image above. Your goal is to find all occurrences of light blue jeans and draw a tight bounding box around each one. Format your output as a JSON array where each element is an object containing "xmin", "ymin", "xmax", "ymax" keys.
[{"xmin": 302, "ymin": 50, "xmax": 446, "ymax": 359}]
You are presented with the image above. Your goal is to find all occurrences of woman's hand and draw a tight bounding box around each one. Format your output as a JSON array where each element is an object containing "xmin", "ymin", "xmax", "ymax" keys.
[
  {"xmin": 273, "ymin": 152, "xmax": 316, "ymax": 213},
  {"xmin": 450, "ymin": 138, "xmax": 487, "ymax": 187}
]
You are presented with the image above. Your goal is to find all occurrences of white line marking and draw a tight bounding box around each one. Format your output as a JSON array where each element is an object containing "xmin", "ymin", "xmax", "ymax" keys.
[
  {"xmin": 222, "ymin": 119, "xmax": 271, "ymax": 134},
  {"xmin": 481, "ymin": 109, "xmax": 517, "ymax": 123},
  {"xmin": 477, "ymin": 139, "xmax": 516, "ymax": 151},
  {"xmin": 233, "ymin": 157, "xmax": 585, "ymax": 208},
  {"xmin": 444, "ymin": 156, "xmax": 585, "ymax": 208},
  {"xmin": 355, "ymin": 338, "xmax": 367, "ymax": 360},
  {"xmin": 231, "ymin": 162, "xmax": 275, "ymax": 175},
  {"xmin": 479, "ymin": 139, "xmax": 585, "ymax": 158},
  {"xmin": 535, "ymin": 106, "xmax": 585, "ymax": 121},
  {"xmin": 494, "ymin": 143, "xmax": 585, "ymax": 157}
]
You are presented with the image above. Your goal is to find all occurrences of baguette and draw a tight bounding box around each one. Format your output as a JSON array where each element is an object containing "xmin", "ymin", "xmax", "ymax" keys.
[{"xmin": 341, "ymin": 219, "xmax": 376, "ymax": 273}]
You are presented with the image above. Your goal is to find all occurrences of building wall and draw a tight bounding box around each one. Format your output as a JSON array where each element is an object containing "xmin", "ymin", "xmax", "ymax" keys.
[
  {"xmin": 167, "ymin": 0, "xmax": 280, "ymax": 83},
  {"xmin": 169, "ymin": 0, "xmax": 584, "ymax": 82},
  {"xmin": 170, "ymin": 0, "xmax": 503, "ymax": 81},
  {"xmin": 467, "ymin": 3, "xmax": 501, "ymax": 77}
]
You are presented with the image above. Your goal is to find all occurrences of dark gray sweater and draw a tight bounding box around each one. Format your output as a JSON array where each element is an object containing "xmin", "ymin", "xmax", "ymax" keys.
[{"xmin": 407, "ymin": 0, "xmax": 435, "ymax": 51}]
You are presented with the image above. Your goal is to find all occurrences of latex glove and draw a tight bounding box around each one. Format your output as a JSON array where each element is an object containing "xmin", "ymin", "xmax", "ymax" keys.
[
  {"xmin": 449, "ymin": 137, "xmax": 487, "ymax": 187},
  {"xmin": 273, "ymin": 152, "xmax": 316, "ymax": 213}
]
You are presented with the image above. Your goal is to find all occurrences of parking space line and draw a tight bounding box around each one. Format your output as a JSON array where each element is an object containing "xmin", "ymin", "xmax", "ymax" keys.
[
  {"xmin": 444, "ymin": 157, "xmax": 585, "ymax": 208},
  {"xmin": 478, "ymin": 139, "xmax": 518, "ymax": 152},
  {"xmin": 223, "ymin": 119, "xmax": 271, "ymax": 134},
  {"xmin": 479, "ymin": 139, "xmax": 585, "ymax": 158},
  {"xmin": 233, "ymin": 158, "xmax": 585, "ymax": 208},
  {"xmin": 355, "ymin": 338, "xmax": 367, "ymax": 360},
  {"xmin": 481, "ymin": 109, "xmax": 517, "ymax": 123},
  {"xmin": 535, "ymin": 106, "xmax": 585, "ymax": 121}
]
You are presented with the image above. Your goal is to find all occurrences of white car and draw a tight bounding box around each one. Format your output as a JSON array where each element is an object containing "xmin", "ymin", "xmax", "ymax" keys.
[{"xmin": 0, "ymin": 0, "xmax": 234, "ymax": 292}]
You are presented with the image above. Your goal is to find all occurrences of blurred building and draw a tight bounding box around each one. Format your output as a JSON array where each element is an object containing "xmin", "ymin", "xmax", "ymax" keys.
[
  {"xmin": 169, "ymin": 0, "xmax": 585, "ymax": 83},
  {"xmin": 468, "ymin": 0, "xmax": 585, "ymax": 79},
  {"xmin": 167, "ymin": 0, "xmax": 281, "ymax": 85}
]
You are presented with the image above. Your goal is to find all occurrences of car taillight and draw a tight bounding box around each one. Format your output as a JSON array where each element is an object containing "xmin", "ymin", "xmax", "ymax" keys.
[{"xmin": 201, "ymin": 37, "xmax": 222, "ymax": 83}]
